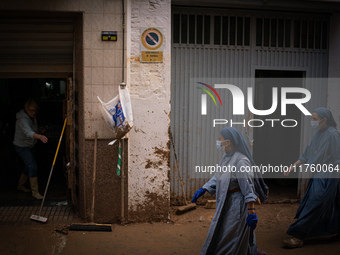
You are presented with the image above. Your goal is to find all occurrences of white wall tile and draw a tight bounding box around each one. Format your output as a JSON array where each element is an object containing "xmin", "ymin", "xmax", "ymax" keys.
[
  {"xmin": 92, "ymin": 50, "xmax": 104, "ymax": 67},
  {"xmin": 103, "ymin": 67, "xmax": 116, "ymax": 85},
  {"xmin": 92, "ymin": 85, "xmax": 104, "ymax": 102},
  {"xmin": 91, "ymin": 0, "xmax": 104, "ymax": 14},
  {"xmin": 92, "ymin": 68, "xmax": 104, "ymax": 85},
  {"xmin": 92, "ymin": 31, "xmax": 104, "ymax": 49},
  {"xmin": 84, "ymin": 31, "xmax": 92, "ymax": 49},
  {"xmin": 92, "ymin": 14, "xmax": 104, "ymax": 31},
  {"xmin": 84, "ymin": 67, "xmax": 92, "ymax": 85}
]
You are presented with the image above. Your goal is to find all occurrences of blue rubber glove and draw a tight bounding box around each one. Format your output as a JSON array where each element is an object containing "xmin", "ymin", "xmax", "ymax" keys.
[
  {"xmin": 192, "ymin": 188, "xmax": 206, "ymax": 203},
  {"xmin": 246, "ymin": 213, "xmax": 258, "ymax": 231}
]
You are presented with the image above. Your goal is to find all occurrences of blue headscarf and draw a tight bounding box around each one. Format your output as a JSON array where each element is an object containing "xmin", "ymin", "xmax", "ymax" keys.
[
  {"xmin": 220, "ymin": 127, "xmax": 255, "ymax": 165},
  {"xmin": 314, "ymin": 107, "xmax": 337, "ymax": 128},
  {"xmin": 220, "ymin": 127, "xmax": 268, "ymax": 202}
]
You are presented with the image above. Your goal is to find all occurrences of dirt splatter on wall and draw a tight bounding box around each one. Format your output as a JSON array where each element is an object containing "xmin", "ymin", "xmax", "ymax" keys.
[{"xmin": 127, "ymin": 0, "xmax": 171, "ymax": 221}]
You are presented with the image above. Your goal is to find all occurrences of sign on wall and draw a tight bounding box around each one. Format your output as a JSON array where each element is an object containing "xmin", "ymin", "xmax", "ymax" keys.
[{"xmin": 140, "ymin": 27, "xmax": 164, "ymax": 62}]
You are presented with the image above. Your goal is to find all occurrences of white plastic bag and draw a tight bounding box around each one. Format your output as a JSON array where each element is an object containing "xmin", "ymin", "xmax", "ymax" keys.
[{"xmin": 97, "ymin": 87, "xmax": 133, "ymax": 144}]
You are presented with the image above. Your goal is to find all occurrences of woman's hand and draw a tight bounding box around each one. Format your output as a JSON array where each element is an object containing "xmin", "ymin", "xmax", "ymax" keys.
[
  {"xmin": 246, "ymin": 212, "xmax": 258, "ymax": 230},
  {"xmin": 39, "ymin": 135, "xmax": 48, "ymax": 143},
  {"xmin": 33, "ymin": 133, "xmax": 48, "ymax": 143},
  {"xmin": 255, "ymin": 198, "xmax": 261, "ymax": 205},
  {"xmin": 284, "ymin": 165, "xmax": 294, "ymax": 176},
  {"xmin": 191, "ymin": 188, "xmax": 206, "ymax": 203},
  {"xmin": 284, "ymin": 160, "xmax": 302, "ymax": 176}
]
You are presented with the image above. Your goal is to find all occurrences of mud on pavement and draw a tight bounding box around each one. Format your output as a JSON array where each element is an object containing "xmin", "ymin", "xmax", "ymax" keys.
[{"xmin": 1, "ymin": 204, "xmax": 340, "ymax": 255}]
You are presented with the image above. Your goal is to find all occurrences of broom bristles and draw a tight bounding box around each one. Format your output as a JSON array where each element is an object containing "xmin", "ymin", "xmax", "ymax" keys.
[{"xmin": 30, "ymin": 215, "xmax": 48, "ymax": 223}]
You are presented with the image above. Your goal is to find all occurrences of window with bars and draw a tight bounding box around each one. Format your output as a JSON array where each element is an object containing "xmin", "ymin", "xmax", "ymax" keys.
[
  {"xmin": 173, "ymin": 14, "xmax": 250, "ymax": 46},
  {"xmin": 214, "ymin": 16, "xmax": 250, "ymax": 46},
  {"xmin": 256, "ymin": 18, "xmax": 328, "ymax": 49},
  {"xmin": 173, "ymin": 14, "xmax": 210, "ymax": 44},
  {"xmin": 173, "ymin": 13, "xmax": 328, "ymax": 50}
]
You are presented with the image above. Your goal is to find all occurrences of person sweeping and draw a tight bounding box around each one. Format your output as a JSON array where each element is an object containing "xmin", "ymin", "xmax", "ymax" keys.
[
  {"xmin": 13, "ymin": 99, "xmax": 48, "ymax": 200},
  {"xmin": 283, "ymin": 107, "xmax": 340, "ymax": 248},
  {"xmin": 192, "ymin": 127, "xmax": 268, "ymax": 255}
]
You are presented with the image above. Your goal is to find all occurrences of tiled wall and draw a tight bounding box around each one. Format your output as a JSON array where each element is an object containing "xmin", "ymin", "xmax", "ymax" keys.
[{"xmin": 82, "ymin": 0, "xmax": 125, "ymax": 139}]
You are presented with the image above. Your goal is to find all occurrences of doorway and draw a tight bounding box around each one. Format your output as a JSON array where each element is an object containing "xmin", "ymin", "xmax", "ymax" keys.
[
  {"xmin": 253, "ymin": 70, "xmax": 304, "ymax": 200},
  {"xmin": 0, "ymin": 78, "xmax": 68, "ymax": 205}
]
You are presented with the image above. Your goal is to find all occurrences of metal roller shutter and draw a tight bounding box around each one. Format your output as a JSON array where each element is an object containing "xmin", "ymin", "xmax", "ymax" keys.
[{"xmin": 0, "ymin": 12, "xmax": 74, "ymax": 78}]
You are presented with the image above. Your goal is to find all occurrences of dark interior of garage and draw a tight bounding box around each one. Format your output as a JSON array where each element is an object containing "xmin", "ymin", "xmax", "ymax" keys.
[
  {"xmin": 0, "ymin": 78, "xmax": 68, "ymax": 206},
  {"xmin": 253, "ymin": 70, "xmax": 304, "ymax": 198}
]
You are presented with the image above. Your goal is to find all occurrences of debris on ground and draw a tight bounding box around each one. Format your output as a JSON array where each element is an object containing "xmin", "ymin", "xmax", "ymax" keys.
[
  {"xmin": 55, "ymin": 224, "xmax": 69, "ymax": 235},
  {"xmin": 204, "ymin": 200, "xmax": 216, "ymax": 209}
]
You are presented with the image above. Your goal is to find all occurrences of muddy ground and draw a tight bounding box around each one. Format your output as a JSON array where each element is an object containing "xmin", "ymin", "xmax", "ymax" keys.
[{"xmin": 0, "ymin": 203, "xmax": 340, "ymax": 255}]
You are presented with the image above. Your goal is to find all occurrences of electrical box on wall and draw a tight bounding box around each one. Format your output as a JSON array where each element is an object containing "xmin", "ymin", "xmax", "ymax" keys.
[{"xmin": 101, "ymin": 31, "xmax": 117, "ymax": 41}]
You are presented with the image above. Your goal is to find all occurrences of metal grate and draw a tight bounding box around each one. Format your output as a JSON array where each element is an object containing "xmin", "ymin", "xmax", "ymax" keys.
[
  {"xmin": 173, "ymin": 14, "xmax": 211, "ymax": 44},
  {"xmin": 214, "ymin": 16, "xmax": 250, "ymax": 46},
  {"xmin": 173, "ymin": 13, "xmax": 250, "ymax": 46},
  {"xmin": 256, "ymin": 18, "xmax": 328, "ymax": 49},
  {"xmin": 0, "ymin": 206, "xmax": 75, "ymax": 225}
]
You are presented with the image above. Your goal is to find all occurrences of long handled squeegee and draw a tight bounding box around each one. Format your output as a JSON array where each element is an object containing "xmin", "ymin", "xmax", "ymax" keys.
[{"xmin": 30, "ymin": 118, "xmax": 67, "ymax": 223}]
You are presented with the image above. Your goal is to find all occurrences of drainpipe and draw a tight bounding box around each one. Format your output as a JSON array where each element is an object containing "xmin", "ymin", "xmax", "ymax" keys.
[
  {"xmin": 122, "ymin": 0, "xmax": 125, "ymax": 85},
  {"xmin": 120, "ymin": 0, "xmax": 126, "ymax": 225}
]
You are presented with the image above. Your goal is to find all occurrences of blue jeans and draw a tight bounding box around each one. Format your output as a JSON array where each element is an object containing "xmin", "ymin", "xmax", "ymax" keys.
[{"xmin": 14, "ymin": 145, "xmax": 37, "ymax": 178}]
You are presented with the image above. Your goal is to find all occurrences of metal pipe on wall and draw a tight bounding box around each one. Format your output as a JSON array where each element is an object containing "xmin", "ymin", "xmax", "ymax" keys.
[
  {"xmin": 120, "ymin": 0, "xmax": 126, "ymax": 225},
  {"xmin": 122, "ymin": 0, "xmax": 125, "ymax": 83}
]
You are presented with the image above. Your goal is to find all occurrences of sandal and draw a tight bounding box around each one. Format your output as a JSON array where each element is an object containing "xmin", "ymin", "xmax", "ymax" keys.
[{"xmin": 282, "ymin": 237, "xmax": 304, "ymax": 248}]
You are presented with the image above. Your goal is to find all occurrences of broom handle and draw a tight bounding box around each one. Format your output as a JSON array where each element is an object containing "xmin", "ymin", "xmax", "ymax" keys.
[
  {"xmin": 121, "ymin": 139, "xmax": 125, "ymax": 224},
  {"xmin": 38, "ymin": 118, "xmax": 67, "ymax": 216},
  {"xmin": 117, "ymin": 142, "xmax": 121, "ymax": 175},
  {"xmin": 170, "ymin": 131, "xmax": 187, "ymax": 205},
  {"xmin": 91, "ymin": 131, "xmax": 98, "ymax": 222}
]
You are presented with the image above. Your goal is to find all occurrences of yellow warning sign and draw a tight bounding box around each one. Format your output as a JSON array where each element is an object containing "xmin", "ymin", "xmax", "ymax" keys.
[
  {"xmin": 141, "ymin": 51, "xmax": 163, "ymax": 62},
  {"xmin": 140, "ymin": 28, "xmax": 164, "ymax": 62}
]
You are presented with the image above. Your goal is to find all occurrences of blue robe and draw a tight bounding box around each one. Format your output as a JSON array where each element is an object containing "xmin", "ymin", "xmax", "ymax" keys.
[
  {"xmin": 201, "ymin": 151, "xmax": 258, "ymax": 255},
  {"xmin": 287, "ymin": 126, "xmax": 340, "ymax": 239}
]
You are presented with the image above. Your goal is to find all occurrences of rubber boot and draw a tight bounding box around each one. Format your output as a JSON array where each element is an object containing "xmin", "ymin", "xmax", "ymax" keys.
[
  {"xmin": 29, "ymin": 177, "xmax": 43, "ymax": 200},
  {"xmin": 17, "ymin": 173, "xmax": 30, "ymax": 192}
]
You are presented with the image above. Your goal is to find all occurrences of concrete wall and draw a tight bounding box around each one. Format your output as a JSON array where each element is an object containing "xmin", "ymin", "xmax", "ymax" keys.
[
  {"xmin": 328, "ymin": 12, "xmax": 340, "ymax": 128},
  {"xmin": 126, "ymin": 0, "xmax": 171, "ymax": 221}
]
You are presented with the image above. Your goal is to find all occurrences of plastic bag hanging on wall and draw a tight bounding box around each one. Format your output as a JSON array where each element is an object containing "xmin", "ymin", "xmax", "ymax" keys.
[{"xmin": 97, "ymin": 87, "xmax": 133, "ymax": 145}]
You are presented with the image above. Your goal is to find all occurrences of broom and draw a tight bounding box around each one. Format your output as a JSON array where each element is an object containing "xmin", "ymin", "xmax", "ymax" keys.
[
  {"xmin": 170, "ymin": 132, "xmax": 196, "ymax": 214},
  {"xmin": 30, "ymin": 118, "xmax": 67, "ymax": 223},
  {"xmin": 69, "ymin": 131, "xmax": 112, "ymax": 231}
]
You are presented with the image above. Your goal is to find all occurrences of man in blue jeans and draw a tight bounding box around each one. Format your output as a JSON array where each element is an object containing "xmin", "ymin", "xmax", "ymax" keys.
[{"xmin": 13, "ymin": 99, "xmax": 48, "ymax": 200}]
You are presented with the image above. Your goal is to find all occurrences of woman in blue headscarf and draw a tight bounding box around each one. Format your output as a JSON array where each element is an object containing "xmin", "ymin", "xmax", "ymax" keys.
[
  {"xmin": 192, "ymin": 127, "xmax": 268, "ymax": 255},
  {"xmin": 283, "ymin": 107, "xmax": 340, "ymax": 248}
]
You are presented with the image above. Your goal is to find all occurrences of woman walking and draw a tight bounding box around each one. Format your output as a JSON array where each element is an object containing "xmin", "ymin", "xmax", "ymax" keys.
[
  {"xmin": 283, "ymin": 107, "xmax": 340, "ymax": 248},
  {"xmin": 192, "ymin": 127, "xmax": 268, "ymax": 255}
]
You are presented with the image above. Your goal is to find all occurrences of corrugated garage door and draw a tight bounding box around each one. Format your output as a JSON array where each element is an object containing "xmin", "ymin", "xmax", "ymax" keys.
[
  {"xmin": 170, "ymin": 7, "xmax": 329, "ymax": 202},
  {"xmin": 0, "ymin": 12, "xmax": 74, "ymax": 78}
]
